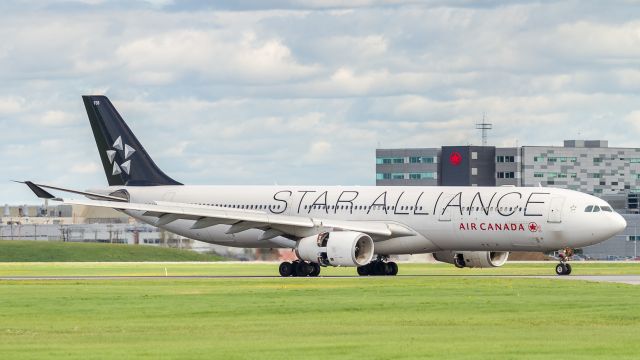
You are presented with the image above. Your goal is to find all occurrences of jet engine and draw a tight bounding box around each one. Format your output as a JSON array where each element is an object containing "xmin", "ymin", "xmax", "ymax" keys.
[
  {"xmin": 433, "ymin": 251, "xmax": 509, "ymax": 268},
  {"xmin": 295, "ymin": 231, "xmax": 374, "ymax": 267}
]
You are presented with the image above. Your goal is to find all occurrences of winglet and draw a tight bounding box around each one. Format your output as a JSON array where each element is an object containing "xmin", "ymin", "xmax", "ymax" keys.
[{"xmin": 23, "ymin": 181, "xmax": 56, "ymax": 199}]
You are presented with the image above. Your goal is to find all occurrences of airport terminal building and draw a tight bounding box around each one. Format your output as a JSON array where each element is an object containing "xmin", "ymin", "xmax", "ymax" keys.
[{"xmin": 376, "ymin": 140, "xmax": 640, "ymax": 259}]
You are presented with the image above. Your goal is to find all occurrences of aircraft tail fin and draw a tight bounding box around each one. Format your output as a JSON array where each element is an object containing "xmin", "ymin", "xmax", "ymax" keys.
[{"xmin": 82, "ymin": 95, "xmax": 182, "ymax": 186}]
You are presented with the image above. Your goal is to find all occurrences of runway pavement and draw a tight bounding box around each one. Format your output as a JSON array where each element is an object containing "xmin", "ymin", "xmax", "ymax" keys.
[{"xmin": 1, "ymin": 274, "xmax": 639, "ymax": 284}]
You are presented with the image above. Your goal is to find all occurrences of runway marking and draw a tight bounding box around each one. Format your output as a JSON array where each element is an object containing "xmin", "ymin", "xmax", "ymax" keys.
[{"xmin": 0, "ymin": 275, "xmax": 638, "ymax": 284}]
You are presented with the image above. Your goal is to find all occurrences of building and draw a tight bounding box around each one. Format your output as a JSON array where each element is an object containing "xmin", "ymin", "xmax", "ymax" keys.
[
  {"xmin": 376, "ymin": 140, "xmax": 640, "ymax": 259},
  {"xmin": 0, "ymin": 203, "xmax": 272, "ymax": 259}
]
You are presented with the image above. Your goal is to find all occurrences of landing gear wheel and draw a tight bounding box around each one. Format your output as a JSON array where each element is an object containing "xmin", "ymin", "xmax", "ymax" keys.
[
  {"xmin": 279, "ymin": 262, "xmax": 294, "ymax": 277},
  {"xmin": 555, "ymin": 263, "xmax": 572, "ymax": 276},
  {"xmin": 357, "ymin": 265, "xmax": 370, "ymax": 276},
  {"xmin": 372, "ymin": 261, "xmax": 387, "ymax": 276},
  {"xmin": 564, "ymin": 263, "xmax": 572, "ymax": 275},
  {"xmin": 309, "ymin": 263, "xmax": 321, "ymax": 277},
  {"xmin": 295, "ymin": 261, "xmax": 312, "ymax": 277},
  {"xmin": 555, "ymin": 248, "xmax": 574, "ymax": 276},
  {"xmin": 387, "ymin": 262, "xmax": 398, "ymax": 276}
]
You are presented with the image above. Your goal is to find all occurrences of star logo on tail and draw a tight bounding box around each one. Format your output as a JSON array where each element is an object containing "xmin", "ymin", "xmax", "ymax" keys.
[{"xmin": 106, "ymin": 136, "xmax": 135, "ymax": 176}]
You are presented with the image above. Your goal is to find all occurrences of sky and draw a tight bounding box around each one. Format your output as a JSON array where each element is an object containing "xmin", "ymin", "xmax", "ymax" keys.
[{"xmin": 1, "ymin": 0, "xmax": 640, "ymax": 204}]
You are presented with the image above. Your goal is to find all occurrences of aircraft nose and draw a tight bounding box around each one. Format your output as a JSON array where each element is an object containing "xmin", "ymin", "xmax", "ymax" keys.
[{"xmin": 612, "ymin": 213, "xmax": 627, "ymax": 234}]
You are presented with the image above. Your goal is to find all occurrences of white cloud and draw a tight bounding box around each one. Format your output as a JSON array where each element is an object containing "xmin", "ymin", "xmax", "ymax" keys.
[
  {"xmin": 2, "ymin": 1, "xmax": 640, "ymax": 203},
  {"xmin": 39, "ymin": 111, "xmax": 76, "ymax": 126},
  {"xmin": 116, "ymin": 30, "xmax": 319, "ymax": 85},
  {"xmin": 0, "ymin": 96, "xmax": 25, "ymax": 114},
  {"xmin": 70, "ymin": 162, "xmax": 100, "ymax": 174},
  {"xmin": 305, "ymin": 140, "xmax": 332, "ymax": 163}
]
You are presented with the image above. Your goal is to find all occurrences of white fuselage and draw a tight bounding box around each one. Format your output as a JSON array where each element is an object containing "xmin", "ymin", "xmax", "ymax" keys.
[{"xmin": 97, "ymin": 185, "xmax": 626, "ymax": 255}]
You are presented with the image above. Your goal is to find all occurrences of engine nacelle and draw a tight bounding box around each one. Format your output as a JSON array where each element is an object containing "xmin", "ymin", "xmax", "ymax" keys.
[
  {"xmin": 433, "ymin": 251, "xmax": 509, "ymax": 268},
  {"xmin": 296, "ymin": 231, "xmax": 374, "ymax": 267}
]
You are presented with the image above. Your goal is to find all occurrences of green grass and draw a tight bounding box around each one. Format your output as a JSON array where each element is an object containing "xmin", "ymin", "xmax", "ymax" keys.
[
  {"xmin": 0, "ymin": 263, "xmax": 639, "ymax": 359},
  {"xmin": 0, "ymin": 240, "xmax": 224, "ymax": 262},
  {"xmin": 0, "ymin": 261, "xmax": 638, "ymax": 277}
]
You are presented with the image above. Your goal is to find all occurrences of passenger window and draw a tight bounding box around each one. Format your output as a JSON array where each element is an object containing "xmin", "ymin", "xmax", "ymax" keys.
[
  {"xmin": 593, "ymin": 206, "xmax": 601, "ymax": 212},
  {"xmin": 585, "ymin": 206, "xmax": 593, "ymax": 212}
]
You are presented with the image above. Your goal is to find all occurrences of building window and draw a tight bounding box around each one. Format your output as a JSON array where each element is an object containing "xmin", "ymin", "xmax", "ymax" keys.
[
  {"xmin": 593, "ymin": 157, "xmax": 603, "ymax": 164},
  {"xmin": 376, "ymin": 157, "xmax": 405, "ymax": 164},
  {"xmin": 588, "ymin": 173, "xmax": 602, "ymax": 178},
  {"xmin": 630, "ymin": 158, "xmax": 640, "ymax": 163},
  {"xmin": 391, "ymin": 173, "xmax": 405, "ymax": 180},
  {"xmin": 472, "ymin": 168, "xmax": 478, "ymax": 175},
  {"xmin": 376, "ymin": 173, "xmax": 391, "ymax": 180},
  {"xmin": 408, "ymin": 172, "xmax": 435, "ymax": 180},
  {"xmin": 472, "ymin": 152, "xmax": 478, "ymax": 160},
  {"xmin": 409, "ymin": 157, "xmax": 420, "ymax": 163},
  {"xmin": 496, "ymin": 155, "xmax": 515, "ymax": 163},
  {"xmin": 534, "ymin": 156, "xmax": 545, "ymax": 162},
  {"xmin": 534, "ymin": 172, "xmax": 544, "ymax": 178},
  {"xmin": 497, "ymin": 172, "xmax": 515, "ymax": 179},
  {"xmin": 628, "ymin": 236, "xmax": 640, "ymax": 242}
]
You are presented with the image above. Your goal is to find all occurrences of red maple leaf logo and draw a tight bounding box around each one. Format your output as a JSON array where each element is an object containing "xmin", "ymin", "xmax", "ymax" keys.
[
  {"xmin": 450, "ymin": 151, "xmax": 462, "ymax": 166},
  {"xmin": 528, "ymin": 222, "xmax": 539, "ymax": 232}
]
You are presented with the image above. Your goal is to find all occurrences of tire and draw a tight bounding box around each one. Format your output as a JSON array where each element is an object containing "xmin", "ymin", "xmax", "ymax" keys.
[
  {"xmin": 373, "ymin": 261, "xmax": 386, "ymax": 276},
  {"xmin": 357, "ymin": 265, "xmax": 369, "ymax": 276},
  {"xmin": 309, "ymin": 263, "xmax": 321, "ymax": 277},
  {"xmin": 387, "ymin": 262, "xmax": 399, "ymax": 276},
  {"xmin": 291, "ymin": 260, "xmax": 300, "ymax": 277},
  {"xmin": 278, "ymin": 262, "xmax": 294, "ymax": 277},
  {"xmin": 555, "ymin": 263, "xmax": 567, "ymax": 276},
  {"xmin": 295, "ymin": 261, "xmax": 311, "ymax": 277},
  {"xmin": 565, "ymin": 263, "xmax": 572, "ymax": 275}
]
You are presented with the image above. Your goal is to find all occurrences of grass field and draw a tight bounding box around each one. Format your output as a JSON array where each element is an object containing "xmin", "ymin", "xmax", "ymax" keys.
[
  {"xmin": 0, "ymin": 263, "xmax": 639, "ymax": 359},
  {"xmin": 0, "ymin": 240, "xmax": 225, "ymax": 262},
  {"xmin": 1, "ymin": 261, "xmax": 639, "ymax": 277}
]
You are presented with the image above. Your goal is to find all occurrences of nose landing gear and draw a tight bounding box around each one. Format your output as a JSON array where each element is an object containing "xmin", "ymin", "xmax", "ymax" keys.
[{"xmin": 555, "ymin": 248, "xmax": 573, "ymax": 276}]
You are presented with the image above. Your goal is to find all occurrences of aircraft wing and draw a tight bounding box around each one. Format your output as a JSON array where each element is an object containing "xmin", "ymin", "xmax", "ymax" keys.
[
  {"xmin": 61, "ymin": 198, "xmax": 417, "ymax": 241},
  {"xmin": 21, "ymin": 181, "xmax": 417, "ymax": 241}
]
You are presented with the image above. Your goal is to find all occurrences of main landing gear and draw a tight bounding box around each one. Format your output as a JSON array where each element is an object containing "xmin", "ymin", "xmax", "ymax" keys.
[
  {"xmin": 279, "ymin": 260, "xmax": 321, "ymax": 277},
  {"xmin": 555, "ymin": 248, "xmax": 573, "ymax": 276},
  {"xmin": 357, "ymin": 256, "xmax": 398, "ymax": 276}
]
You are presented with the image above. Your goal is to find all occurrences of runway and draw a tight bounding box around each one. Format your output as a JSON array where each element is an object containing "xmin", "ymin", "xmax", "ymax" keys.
[{"xmin": 1, "ymin": 274, "xmax": 639, "ymax": 284}]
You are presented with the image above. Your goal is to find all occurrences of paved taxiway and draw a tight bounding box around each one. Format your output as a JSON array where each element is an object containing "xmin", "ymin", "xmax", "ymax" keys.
[{"xmin": 0, "ymin": 275, "xmax": 639, "ymax": 284}]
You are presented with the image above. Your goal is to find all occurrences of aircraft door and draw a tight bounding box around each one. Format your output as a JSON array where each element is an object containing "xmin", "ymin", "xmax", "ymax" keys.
[{"xmin": 547, "ymin": 196, "xmax": 564, "ymax": 223}]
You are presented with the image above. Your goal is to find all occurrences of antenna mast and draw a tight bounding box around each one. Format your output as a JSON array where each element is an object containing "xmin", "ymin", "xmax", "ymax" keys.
[{"xmin": 475, "ymin": 113, "xmax": 492, "ymax": 146}]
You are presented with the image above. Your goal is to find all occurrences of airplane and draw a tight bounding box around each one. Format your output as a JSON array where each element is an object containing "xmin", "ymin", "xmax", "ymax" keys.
[{"xmin": 20, "ymin": 95, "xmax": 627, "ymax": 277}]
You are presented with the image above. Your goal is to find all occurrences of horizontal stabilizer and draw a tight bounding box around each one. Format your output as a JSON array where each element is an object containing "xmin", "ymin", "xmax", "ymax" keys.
[{"xmin": 17, "ymin": 181, "xmax": 128, "ymax": 202}]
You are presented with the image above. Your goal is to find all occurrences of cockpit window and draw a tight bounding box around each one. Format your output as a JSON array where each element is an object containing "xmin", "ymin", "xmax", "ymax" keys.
[
  {"xmin": 585, "ymin": 205, "xmax": 593, "ymax": 212},
  {"xmin": 593, "ymin": 205, "xmax": 601, "ymax": 212},
  {"xmin": 601, "ymin": 206, "xmax": 613, "ymax": 212}
]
